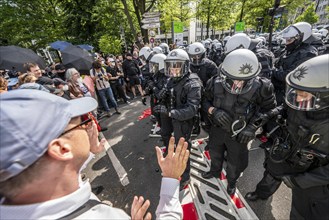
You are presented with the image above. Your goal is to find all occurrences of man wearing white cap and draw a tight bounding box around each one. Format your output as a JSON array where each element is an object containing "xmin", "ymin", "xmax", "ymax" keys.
[{"xmin": 0, "ymin": 89, "xmax": 189, "ymax": 219}]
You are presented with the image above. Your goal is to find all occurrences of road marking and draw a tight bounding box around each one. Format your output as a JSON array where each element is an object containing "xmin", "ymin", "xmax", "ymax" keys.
[{"xmin": 99, "ymin": 132, "xmax": 130, "ymax": 186}]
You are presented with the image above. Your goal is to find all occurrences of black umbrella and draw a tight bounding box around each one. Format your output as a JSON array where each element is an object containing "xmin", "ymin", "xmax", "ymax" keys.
[
  {"xmin": 0, "ymin": 46, "xmax": 46, "ymax": 72},
  {"xmin": 61, "ymin": 45, "xmax": 94, "ymax": 74}
]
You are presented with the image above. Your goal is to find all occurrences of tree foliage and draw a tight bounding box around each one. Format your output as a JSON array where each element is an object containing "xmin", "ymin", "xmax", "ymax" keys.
[
  {"xmin": 99, "ymin": 35, "xmax": 122, "ymax": 55},
  {"xmin": 295, "ymin": 2, "xmax": 319, "ymax": 24},
  {"xmin": 0, "ymin": 0, "xmax": 314, "ymax": 53}
]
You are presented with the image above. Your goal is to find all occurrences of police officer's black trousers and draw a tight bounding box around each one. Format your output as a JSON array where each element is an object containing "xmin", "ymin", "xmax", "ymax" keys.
[
  {"xmin": 254, "ymin": 169, "xmax": 282, "ymax": 199},
  {"xmin": 200, "ymin": 108, "xmax": 211, "ymax": 133},
  {"xmin": 160, "ymin": 114, "xmax": 193, "ymax": 182},
  {"xmin": 208, "ymin": 126, "xmax": 249, "ymax": 185}
]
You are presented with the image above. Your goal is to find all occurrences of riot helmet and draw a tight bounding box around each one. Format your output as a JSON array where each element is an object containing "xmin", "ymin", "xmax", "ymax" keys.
[
  {"xmin": 285, "ymin": 54, "xmax": 329, "ymax": 111},
  {"xmin": 212, "ymin": 39, "xmax": 219, "ymax": 44},
  {"xmin": 223, "ymin": 36, "xmax": 231, "ymax": 46},
  {"xmin": 153, "ymin": 46, "xmax": 163, "ymax": 54},
  {"xmin": 256, "ymin": 36, "xmax": 267, "ymax": 48},
  {"xmin": 318, "ymin": 28, "xmax": 329, "ymax": 38},
  {"xmin": 159, "ymin": 43, "xmax": 170, "ymax": 55},
  {"xmin": 282, "ymin": 22, "xmax": 312, "ymax": 52},
  {"xmin": 213, "ymin": 42, "xmax": 223, "ymax": 51},
  {"xmin": 220, "ymin": 49, "xmax": 261, "ymax": 94},
  {"xmin": 149, "ymin": 53, "xmax": 166, "ymax": 74},
  {"xmin": 225, "ymin": 33, "xmax": 251, "ymax": 54},
  {"xmin": 139, "ymin": 46, "xmax": 155, "ymax": 62},
  {"xmin": 204, "ymin": 40, "xmax": 211, "ymax": 49},
  {"xmin": 186, "ymin": 42, "xmax": 206, "ymax": 66},
  {"xmin": 164, "ymin": 49, "xmax": 190, "ymax": 79}
]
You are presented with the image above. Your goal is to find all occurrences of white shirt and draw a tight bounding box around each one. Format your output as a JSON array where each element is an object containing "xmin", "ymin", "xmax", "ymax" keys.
[{"xmin": 0, "ymin": 178, "xmax": 182, "ymax": 220}]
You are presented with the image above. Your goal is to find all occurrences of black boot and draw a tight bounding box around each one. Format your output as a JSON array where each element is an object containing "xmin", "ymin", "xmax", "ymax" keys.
[
  {"xmin": 202, "ymin": 171, "xmax": 215, "ymax": 179},
  {"xmin": 245, "ymin": 192, "xmax": 267, "ymax": 201},
  {"xmin": 227, "ymin": 183, "xmax": 236, "ymax": 195}
]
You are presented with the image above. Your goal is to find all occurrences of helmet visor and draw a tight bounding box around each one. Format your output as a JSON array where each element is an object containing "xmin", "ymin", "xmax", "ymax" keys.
[
  {"xmin": 285, "ymin": 85, "xmax": 320, "ymax": 111},
  {"xmin": 221, "ymin": 75, "xmax": 254, "ymax": 94},
  {"xmin": 149, "ymin": 62, "xmax": 159, "ymax": 74},
  {"xmin": 139, "ymin": 55, "xmax": 147, "ymax": 62},
  {"xmin": 165, "ymin": 61, "xmax": 185, "ymax": 78}
]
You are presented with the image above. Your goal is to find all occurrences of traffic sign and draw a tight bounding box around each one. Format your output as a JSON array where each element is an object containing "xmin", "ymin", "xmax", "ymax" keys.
[
  {"xmin": 143, "ymin": 12, "xmax": 161, "ymax": 18},
  {"xmin": 141, "ymin": 22, "xmax": 160, "ymax": 29},
  {"xmin": 235, "ymin": 22, "xmax": 245, "ymax": 32},
  {"xmin": 149, "ymin": 37, "xmax": 155, "ymax": 43},
  {"xmin": 141, "ymin": 17, "xmax": 160, "ymax": 24},
  {"xmin": 173, "ymin": 22, "xmax": 184, "ymax": 33}
]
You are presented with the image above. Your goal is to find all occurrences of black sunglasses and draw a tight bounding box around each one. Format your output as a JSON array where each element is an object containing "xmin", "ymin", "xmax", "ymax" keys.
[{"xmin": 60, "ymin": 115, "xmax": 92, "ymax": 136}]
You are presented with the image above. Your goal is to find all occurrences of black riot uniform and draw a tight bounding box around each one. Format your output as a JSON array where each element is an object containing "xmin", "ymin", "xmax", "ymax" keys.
[
  {"xmin": 246, "ymin": 54, "xmax": 329, "ymax": 220},
  {"xmin": 187, "ymin": 42, "xmax": 218, "ymax": 134},
  {"xmin": 155, "ymin": 49, "xmax": 202, "ymax": 190},
  {"xmin": 202, "ymin": 49, "xmax": 276, "ymax": 195},
  {"xmin": 272, "ymin": 43, "xmax": 318, "ymax": 105},
  {"xmin": 148, "ymin": 69, "xmax": 169, "ymax": 126},
  {"xmin": 158, "ymin": 72, "xmax": 202, "ymax": 188},
  {"xmin": 190, "ymin": 58, "xmax": 218, "ymax": 87}
]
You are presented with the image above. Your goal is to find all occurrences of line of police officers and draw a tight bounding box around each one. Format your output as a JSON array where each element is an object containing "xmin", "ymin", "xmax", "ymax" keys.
[{"xmin": 139, "ymin": 21, "xmax": 328, "ymax": 219}]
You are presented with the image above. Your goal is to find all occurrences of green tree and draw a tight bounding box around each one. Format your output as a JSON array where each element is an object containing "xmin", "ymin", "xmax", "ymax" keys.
[
  {"xmin": 197, "ymin": 0, "xmax": 236, "ymax": 38},
  {"xmin": 157, "ymin": 0, "xmax": 194, "ymax": 41},
  {"xmin": 99, "ymin": 35, "xmax": 122, "ymax": 54},
  {"xmin": 295, "ymin": 2, "xmax": 319, "ymax": 24},
  {"xmin": 0, "ymin": 0, "xmax": 65, "ymax": 50}
]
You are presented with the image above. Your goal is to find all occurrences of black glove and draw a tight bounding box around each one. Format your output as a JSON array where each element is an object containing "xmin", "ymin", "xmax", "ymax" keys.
[
  {"xmin": 236, "ymin": 125, "xmax": 257, "ymax": 143},
  {"xmin": 212, "ymin": 109, "xmax": 233, "ymax": 129},
  {"xmin": 153, "ymin": 105, "xmax": 168, "ymax": 114},
  {"xmin": 157, "ymin": 88, "xmax": 168, "ymax": 100}
]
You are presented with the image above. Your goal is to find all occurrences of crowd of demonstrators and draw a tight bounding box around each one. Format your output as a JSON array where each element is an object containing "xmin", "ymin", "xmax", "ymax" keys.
[{"xmin": 0, "ymin": 89, "xmax": 190, "ymax": 219}]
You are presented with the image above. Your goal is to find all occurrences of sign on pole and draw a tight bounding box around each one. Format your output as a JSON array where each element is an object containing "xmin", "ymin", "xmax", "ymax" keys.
[
  {"xmin": 173, "ymin": 22, "xmax": 184, "ymax": 33},
  {"xmin": 235, "ymin": 22, "xmax": 245, "ymax": 32},
  {"xmin": 141, "ymin": 22, "xmax": 160, "ymax": 29},
  {"xmin": 142, "ymin": 12, "xmax": 161, "ymax": 18},
  {"xmin": 141, "ymin": 17, "xmax": 160, "ymax": 24}
]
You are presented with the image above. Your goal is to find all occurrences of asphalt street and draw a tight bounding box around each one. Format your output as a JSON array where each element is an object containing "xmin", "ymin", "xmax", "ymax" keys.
[{"xmin": 83, "ymin": 97, "xmax": 292, "ymax": 219}]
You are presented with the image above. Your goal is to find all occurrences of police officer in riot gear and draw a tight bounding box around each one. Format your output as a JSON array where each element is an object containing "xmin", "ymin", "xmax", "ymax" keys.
[
  {"xmin": 146, "ymin": 54, "xmax": 168, "ymax": 127},
  {"xmin": 154, "ymin": 49, "xmax": 202, "ymax": 190},
  {"xmin": 202, "ymin": 49, "xmax": 276, "ymax": 195},
  {"xmin": 245, "ymin": 55, "xmax": 329, "ymax": 220},
  {"xmin": 187, "ymin": 42, "xmax": 218, "ymax": 134},
  {"xmin": 272, "ymin": 22, "xmax": 318, "ymax": 105},
  {"xmin": 159, "ymin": 43, "xmax": 170, "ymax": 55},
  {"xmin": 203, "ymin": 40, "xmax": 212, "ymax": 58},
  {"xmin": 210, "ymin": 42, "xmax": 224, "ymax": 66},
  {"xmin": 139, "ymin": 46, "xmax": 155, "ymax": 104}
]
